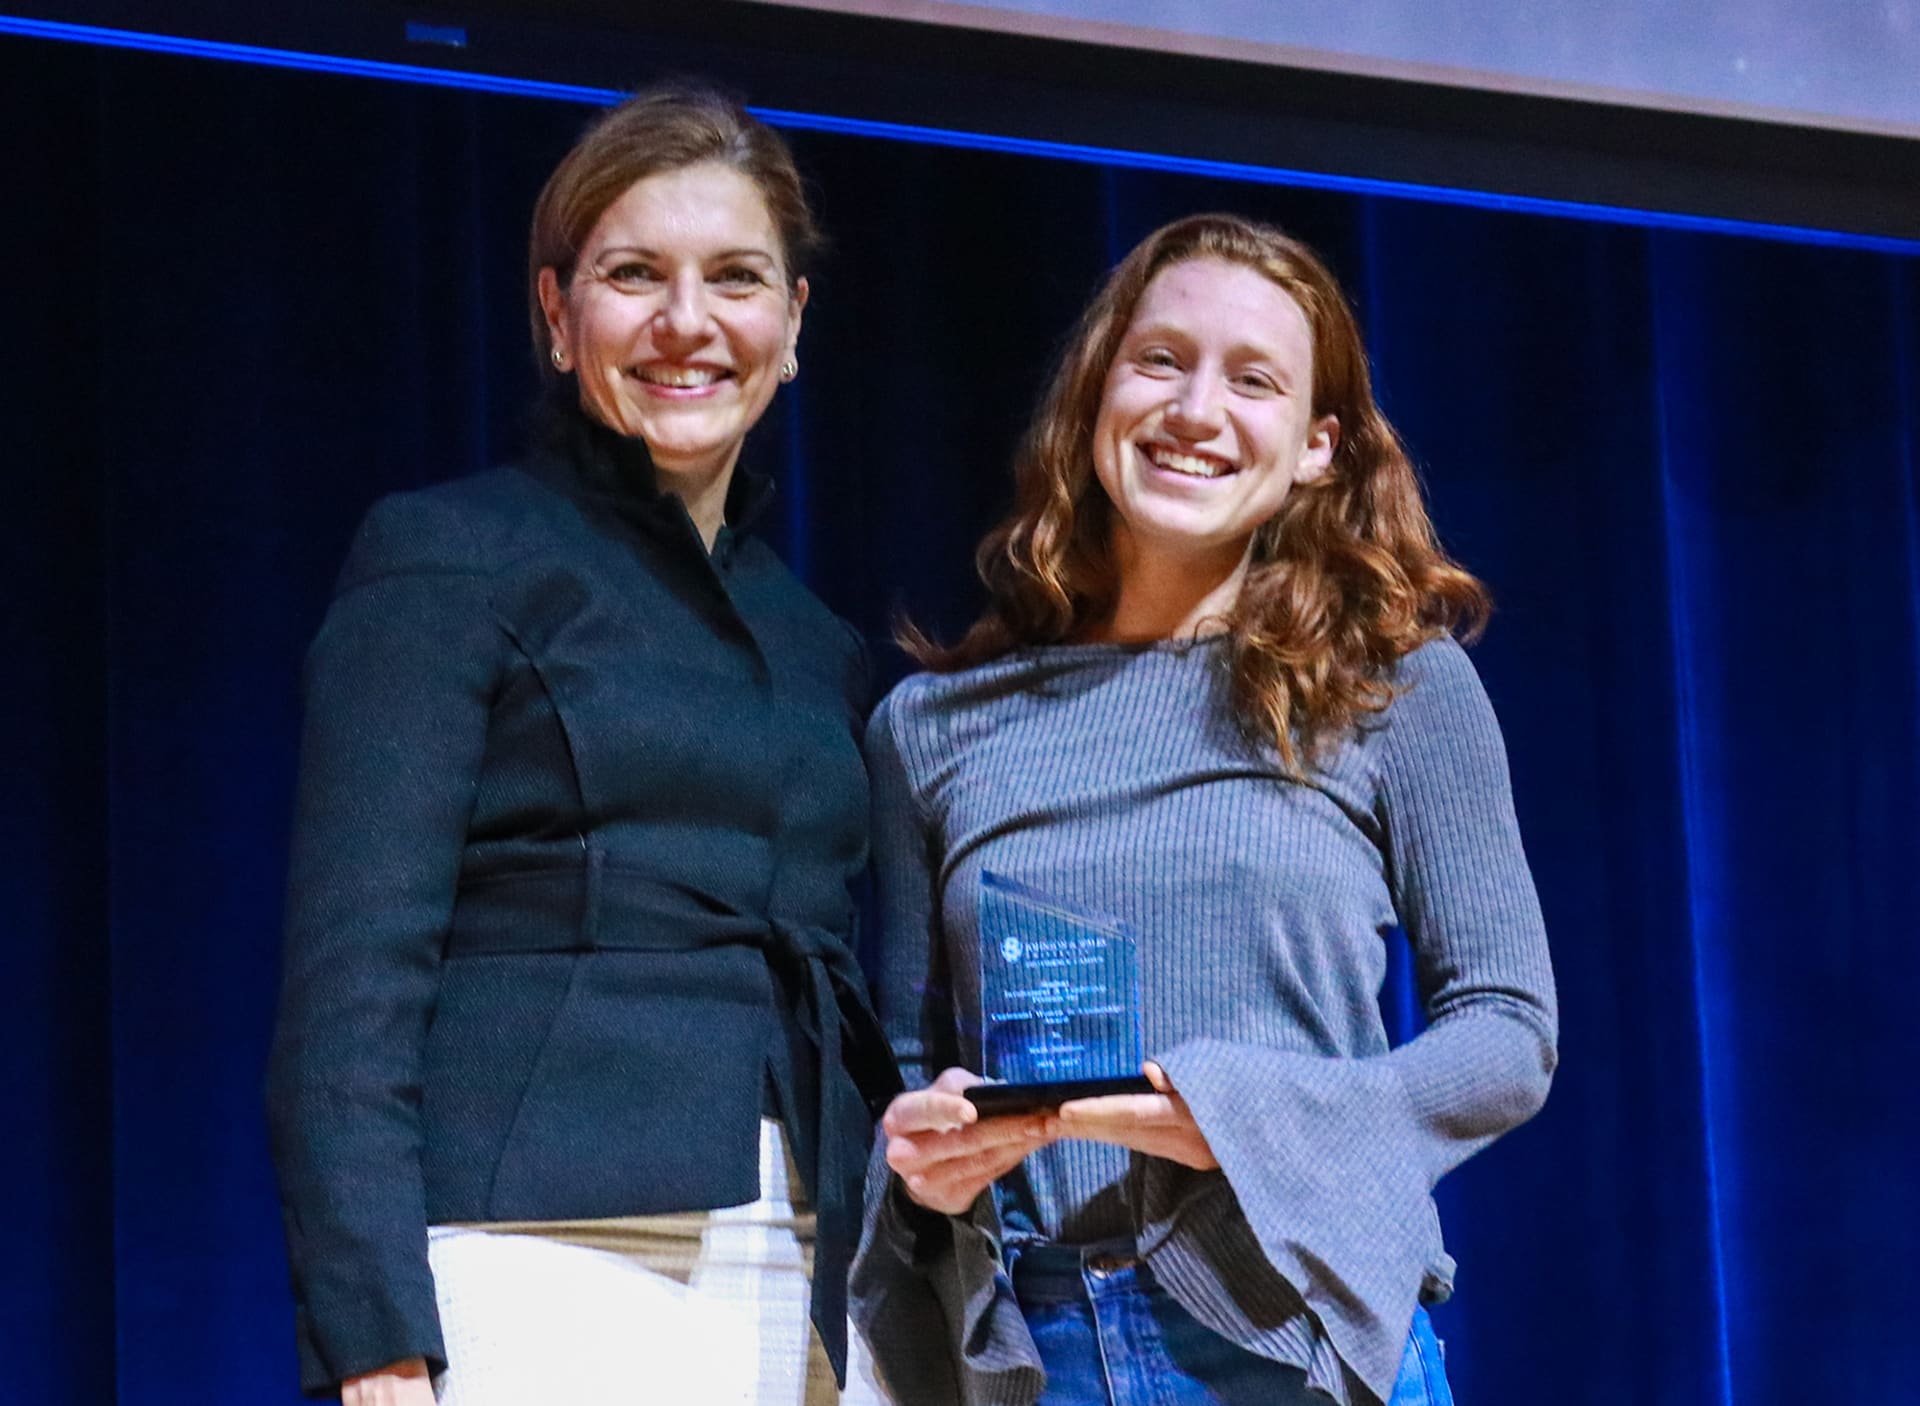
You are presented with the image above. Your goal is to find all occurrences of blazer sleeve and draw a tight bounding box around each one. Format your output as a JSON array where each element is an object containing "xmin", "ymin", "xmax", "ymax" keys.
[{"xmin": 265, "ymin": 491, "xmax": 504, "ymax": 1396}]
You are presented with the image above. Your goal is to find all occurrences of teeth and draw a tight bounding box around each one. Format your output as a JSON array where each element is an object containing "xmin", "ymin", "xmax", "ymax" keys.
[
  {"xmin": 1146, "ymin": 446, "xmax": 1232, "ymax": 478},
  {"xmin": 638, "ymin": 366, "xmax": 723, "ymax": 388}
]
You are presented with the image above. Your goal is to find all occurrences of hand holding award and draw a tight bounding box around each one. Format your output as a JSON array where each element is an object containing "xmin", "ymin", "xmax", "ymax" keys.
[
  {"xmin": 883, "ymin": 872, "xmax": 1213, "ymax": 1214},
  {"xmin": 880, "ymin": 1067, "xmax": 1056, "ymax": 1214}
]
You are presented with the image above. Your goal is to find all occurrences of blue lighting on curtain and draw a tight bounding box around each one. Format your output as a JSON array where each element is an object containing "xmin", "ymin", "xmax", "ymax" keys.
[
  {"xmin": 5, "ymin": 11, "xmax": 1920, "ymax": 258},
  {"xmin": 1651, "ymin": 253, "xmax": 1739, "ymax": 1406},
  {"xmin": 1898, "ymin": 263, "xmax": 1920, "ymax": 652}
]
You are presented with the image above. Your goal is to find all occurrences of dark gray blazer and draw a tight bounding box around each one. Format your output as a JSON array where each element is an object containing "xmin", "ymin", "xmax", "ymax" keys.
[{"xmin": 266, "ymin": 404, "xmax": 898, "ymax": 1396}]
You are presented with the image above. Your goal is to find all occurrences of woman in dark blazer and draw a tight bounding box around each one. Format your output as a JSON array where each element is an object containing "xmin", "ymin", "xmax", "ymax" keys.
[{"xmin": 266, "ymin": 87, "xmax": 898, "ymax": 1406}]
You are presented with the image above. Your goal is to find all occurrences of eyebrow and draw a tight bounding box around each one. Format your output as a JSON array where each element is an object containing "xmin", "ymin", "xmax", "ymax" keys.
[
  {"xmin": 590, "ymin": 244, "xmax": 779, "ymax": 263},
  {"xmin": 1127, "ymin": 321, "xmax": 1293, "ymax": 367}
]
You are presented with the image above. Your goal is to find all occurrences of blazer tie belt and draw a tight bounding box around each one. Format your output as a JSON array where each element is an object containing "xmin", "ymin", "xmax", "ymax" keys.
[{"xmin": 445, "ymin": 859, "xmax": 902, "ymax": 1382}]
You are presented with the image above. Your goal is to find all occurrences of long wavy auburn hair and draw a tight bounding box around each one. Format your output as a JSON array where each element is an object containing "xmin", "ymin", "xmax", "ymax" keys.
[{"xmin": 909, "ymin": 213, "xmax": 1490, "ymax": 773}]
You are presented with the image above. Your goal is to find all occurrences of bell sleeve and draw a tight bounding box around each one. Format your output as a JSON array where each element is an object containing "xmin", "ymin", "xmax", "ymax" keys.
[
  {"xmin": 1146, "ymin": 638, "xmax": 1558, "ymax": 1404},
  {"xmin": 849, "ymin": 685, "xmax": 1043, "ymax": 1406}
]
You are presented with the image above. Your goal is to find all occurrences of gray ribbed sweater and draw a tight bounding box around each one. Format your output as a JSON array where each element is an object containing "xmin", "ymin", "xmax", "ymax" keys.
[{"xmin": 849, "ymin": 636, "xmax": 1557, "ymax": 1406}]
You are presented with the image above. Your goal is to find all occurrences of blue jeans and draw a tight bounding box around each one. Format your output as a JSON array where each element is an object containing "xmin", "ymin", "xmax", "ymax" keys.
[{"xmin": 1008, "ymin": 1241, "xmax": 1455, "ymax": 1406}]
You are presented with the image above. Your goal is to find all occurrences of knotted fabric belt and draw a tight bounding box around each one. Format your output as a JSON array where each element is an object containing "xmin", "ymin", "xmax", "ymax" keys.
[{"xmin": 446, "ymin": 862, "xmax": 901, "ymax": 1381}]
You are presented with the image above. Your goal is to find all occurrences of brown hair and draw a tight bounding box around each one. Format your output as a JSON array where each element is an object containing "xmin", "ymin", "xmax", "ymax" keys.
[
  {"xmin": 526, "ymin": 83, "xmax": 821, "ymax": 373},
  {"xmin": 912, "ymin": 212, "xmax": 1489, "ymax": 773}
]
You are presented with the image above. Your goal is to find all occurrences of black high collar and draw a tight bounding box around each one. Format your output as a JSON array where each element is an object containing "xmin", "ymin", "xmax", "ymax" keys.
[{"xmin": 535, "ymin": 390, "xmax": 777, "ymax": 539}]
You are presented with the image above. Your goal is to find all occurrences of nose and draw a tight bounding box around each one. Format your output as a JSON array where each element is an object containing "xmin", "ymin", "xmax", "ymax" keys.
[
  {"xmin": 655, "ymin": 271, "xmax": 714, "ymax": 343},
  {"xmin": 1165, "ymin": 372, "xmax": 1226, "ymax": 438}
]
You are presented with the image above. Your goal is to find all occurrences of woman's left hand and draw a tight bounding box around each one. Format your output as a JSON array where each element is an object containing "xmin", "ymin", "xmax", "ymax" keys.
[{"xmin": 1054, "ymin": 1061, "xmax": 1219, "ymax": 1170}]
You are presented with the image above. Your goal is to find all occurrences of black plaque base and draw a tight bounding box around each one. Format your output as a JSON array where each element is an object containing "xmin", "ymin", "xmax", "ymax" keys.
[{"xmin": 965, "ymin": 1074, "xmax": 1155, "ymax": 1118}]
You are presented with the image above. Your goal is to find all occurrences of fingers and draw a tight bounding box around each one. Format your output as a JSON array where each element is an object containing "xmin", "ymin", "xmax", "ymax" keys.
[
  {"xmin": 884, "ymin": 1068, "xmax": 1057, "ymax": 1214},
  {"xmin": 341, "ymin": 1361, "xmax": 434, "ymax": 1406},
  {"xmin": 881, "ymin": 1067, "xmax": 989, "ymax": 1138},
  {"xmin": 1056, "ymin": 1092, "xmax": 1181, "ymax": 1130},
  {"xmin": 1052, "ymin": 1085, "xmax": 1219, "ymax": 1171},
  {"xmin": 882, "ymin": 1090, "xmax": 974, "ymax": 1139},
  {"xmin": 886, "ymin": 1108, "xmax": 1052, "ymax": 1178},
  {"xmin": 930, "ymin": 1066, "xmax": 987, "ymax": 1095},
  {"xmin": 905, "ymin": 1145, "xmax": 1025, "ymax": 1207},
  {"xmin": 899, "ymin": 1118, "xmax": 1057, "ymax": 1214}
]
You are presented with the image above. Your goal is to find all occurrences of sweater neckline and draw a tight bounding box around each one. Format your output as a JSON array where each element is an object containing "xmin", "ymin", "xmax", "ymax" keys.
[{"xmin": 1017, "ymin": 632, "xmax": 1229, "ymax": 660}]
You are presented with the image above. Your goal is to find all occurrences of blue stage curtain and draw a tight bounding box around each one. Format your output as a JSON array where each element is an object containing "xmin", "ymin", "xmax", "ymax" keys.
[{"xmin": 5, "ymin": 33, "xmax": 1916, "ymax": 1406}]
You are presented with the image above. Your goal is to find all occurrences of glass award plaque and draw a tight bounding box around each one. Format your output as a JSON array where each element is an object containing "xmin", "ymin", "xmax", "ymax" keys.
[{"xmin": 964, "ymin": 871, "xmax": 1152, "ymax": 1117}]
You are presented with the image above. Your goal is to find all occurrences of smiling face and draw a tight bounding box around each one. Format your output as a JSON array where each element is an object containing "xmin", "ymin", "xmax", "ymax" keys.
[
  {"xmin": 1091, "ymin": 257, "xmax": 1338, "ymax": 579},
  {"xmin": 538, "ymin": 161, "xmax": 806, "ymax": 495}
]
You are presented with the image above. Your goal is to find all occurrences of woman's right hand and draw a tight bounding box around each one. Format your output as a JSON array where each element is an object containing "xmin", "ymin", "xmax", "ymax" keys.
[
  {"xmin": 882, "ymin": 1067, "xmax": 1056, "ymax": 1215},
  {"xmin": 341, "ymin": 1357, "xmax": 434, "ymax": 1406}
]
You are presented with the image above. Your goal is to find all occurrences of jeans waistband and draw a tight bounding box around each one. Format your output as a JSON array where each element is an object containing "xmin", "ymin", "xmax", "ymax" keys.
[{"xmin": 1007, "ymin": 1236, "xmax": 1145, "ymax": 1302}]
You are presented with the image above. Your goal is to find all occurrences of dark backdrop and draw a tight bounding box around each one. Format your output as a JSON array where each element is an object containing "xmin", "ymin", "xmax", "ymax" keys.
[{"xmin": 5, "ymin": 32, "xmax": 1917, "ymax": 1406}]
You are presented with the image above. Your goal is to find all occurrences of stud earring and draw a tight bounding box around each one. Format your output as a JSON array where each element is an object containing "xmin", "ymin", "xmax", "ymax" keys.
[
  {"xmin": 779, "ymin": 359, "xmax": 798, "ymax": 383},
  {"xmin": 551, "ymin": 347, "xmax": 568, "ymax": 370}
]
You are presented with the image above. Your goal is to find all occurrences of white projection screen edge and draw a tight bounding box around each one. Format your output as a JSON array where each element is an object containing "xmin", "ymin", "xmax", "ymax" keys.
[{"xmin": 740, "ymin": 0, "xmax": 1920, "ymax": 142}]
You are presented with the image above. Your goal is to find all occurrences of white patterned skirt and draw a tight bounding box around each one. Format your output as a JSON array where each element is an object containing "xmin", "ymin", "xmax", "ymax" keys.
[{"xmin": 427, "ymin": 1118, "xmax": 890, "ymax": 1405}]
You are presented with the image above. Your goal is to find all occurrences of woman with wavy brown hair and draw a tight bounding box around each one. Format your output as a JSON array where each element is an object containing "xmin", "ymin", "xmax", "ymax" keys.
[{"xmin": 851, "ymin": 214, "xmax": 1558, "ymax": 1406}]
